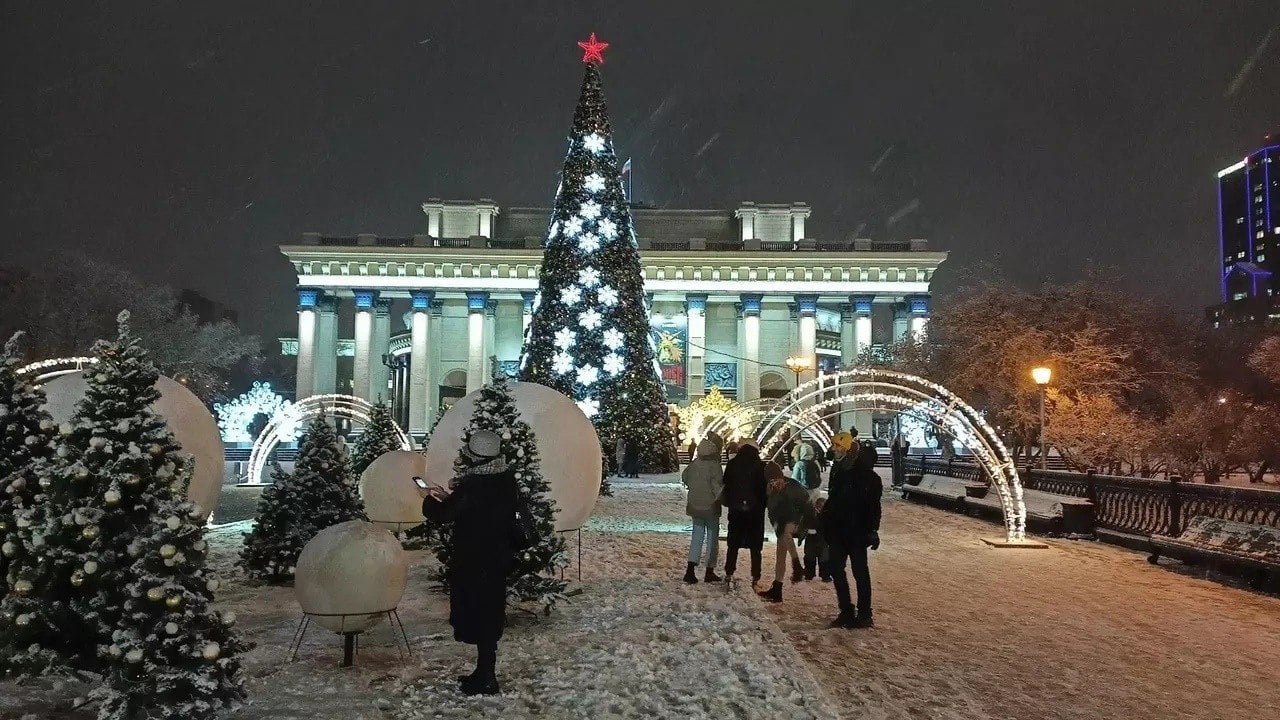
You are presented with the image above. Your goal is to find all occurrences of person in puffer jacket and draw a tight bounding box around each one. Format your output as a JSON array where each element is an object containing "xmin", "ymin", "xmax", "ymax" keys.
[
  {"xmin": 681, "ymin": 438, "xmax": 724, "ymax": 584},
  {"xmin": 720, "ymin": 441, "xmax": 767, "ymax": 586},
  {"xmin": 758, "ymin": 463, "xmax": 815, "ymax": 603}
]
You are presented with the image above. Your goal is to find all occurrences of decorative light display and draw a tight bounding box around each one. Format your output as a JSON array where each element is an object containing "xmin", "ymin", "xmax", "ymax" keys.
[
  {"xmin": 578, "ymin": 32, "xmax": 609, "ymax": 64},
  {"xmin": 674, "ymin": 387, "xmax": 756, "ymax": 447},
  {"xmin": 213, "ymin": 381, "xmax": 296, "ymax": 444},
  {"xmin": 751, "ymin": 368, "xmax": 1027, "ymax": 542},
  {"xmin": 517, "ymin": 38, "xmax": 678, "ymax": 473},
  {"xmin": 15, "ymin": 356, "xmax": 98, "ymax": 384},
  {"xmin": 245, "ymin": 394, "xmax": 411, "ymax": 487}
]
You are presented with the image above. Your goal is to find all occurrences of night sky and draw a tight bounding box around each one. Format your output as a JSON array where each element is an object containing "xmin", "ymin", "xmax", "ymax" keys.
[{"xmin": 2, "ymin": 1, "xmax": 1276, "ymax": 342}]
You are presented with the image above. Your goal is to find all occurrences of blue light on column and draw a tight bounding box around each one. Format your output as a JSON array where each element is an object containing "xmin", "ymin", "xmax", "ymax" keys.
[
  {"xmin": 410, "ymin": 290, "xmax": 433, "ymax": 310},
  {"xmin": 740, "ymin": 293, "xmax": 763, "ymax": 316},
  {"xmin": 685, "ymin": 293, "xmax": 708, "ymax": 313},
  {"xmin": 851, "ymin": 295, "xmax": 873, "ymax": 314},
  {"xmin": 796, "ymin": 294, "xmax": 818, "ymax": 315},
  {"xmin": 909, "ymin": 296, "xmax": 931, "ymax": 315},
  {"xmin": 298, "ymin": 289, "xmax": 319, "ymax": 309},
  {"xmin": 466, "ymin": 291, "xmax": 489, "ymax": 311},
  {"xmin": 354, "ymin": 290, "xmax": 375, "ymax": 309}
]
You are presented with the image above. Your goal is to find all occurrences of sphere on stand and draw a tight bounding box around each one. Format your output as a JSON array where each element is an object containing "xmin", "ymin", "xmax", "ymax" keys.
[
  {"xmin": 358, "ymin": 450, "xmax": 428, "ymax": 531},
  {"xmin": 294, "ymin": 520, "xmax": 408, "ymax": 633},
  {"xmin": 42, "ymin": 372, "xmax": 224, "ymax": 520},
  {"xmin": 424, "ymin": 381, "xmax": 601, "ymax": 532}
]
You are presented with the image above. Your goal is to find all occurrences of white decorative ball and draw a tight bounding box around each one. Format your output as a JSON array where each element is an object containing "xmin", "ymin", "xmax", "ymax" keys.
[
  {"xmin": 166, "ymin": 516, "xmax": 180, "ymax": 530},
  {"xmin": 83, "ymin": 561, "xmax": 97, "ymax": 575},
  {"xmin": 42, "ymin": 373, "xmax": 224, "ymax": 520},
  {"xmin": 202, "ymin": 642, "xmax": 220, "ymax": 660},
  {"xmin": 165, "ymin": 622, "xmax": 178, "ymax": 635},
  {"xmin": 125, "ymin": 648, "xmax": 142, "ymax": 663},
  {"xmin": 294, "ymin": 520, "xmax": 408, "ymax": 634},
  {"xmin": 1, "ymin": 542, "xmax": 14, "ymax": 557},
  {"xmin": 206, "ymin": 578, "xmax": 220, "ymax": 592},
  {"xmin": 358, "ymin": 451, "xmax": 428, "ymax": 531},
  {"xmin": 104, "ymin": 489, "xmax": 120, "ymax": 504},
  {"xmin": 425, "ymin": 382, "xmax": 602, "ymax": 531},
  {"xmin": 222, "ymin": 611, "xmax": 236, "ymax": 626}
]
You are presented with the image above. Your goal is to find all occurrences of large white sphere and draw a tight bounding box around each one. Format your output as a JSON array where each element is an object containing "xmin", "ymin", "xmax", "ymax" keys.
[
  {"xmin": 425, "ymin": 381, "xmax": 601, "ymax": 531},
  {"xmin": 42, "ymin": 372, "xmax": 224, "ymax": 519},
  {"xmin": 294, "ymin": 520, "xmax": 408, "ymax": 633},
  {"xmin": 359, "ymin": 450, "xmax": 427, "ymax": 531}
]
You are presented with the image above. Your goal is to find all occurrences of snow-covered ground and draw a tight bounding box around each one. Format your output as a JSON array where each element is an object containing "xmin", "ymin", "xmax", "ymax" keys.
[{"xmin": 4, "ymin": 478, "xmax": 1279, "ymax": 719}]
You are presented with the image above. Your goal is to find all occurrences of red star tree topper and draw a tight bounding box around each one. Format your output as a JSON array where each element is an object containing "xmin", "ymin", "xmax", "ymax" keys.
[{"xmin": 578, "ymin": 32, "xmax": 609, "ymax": 64}]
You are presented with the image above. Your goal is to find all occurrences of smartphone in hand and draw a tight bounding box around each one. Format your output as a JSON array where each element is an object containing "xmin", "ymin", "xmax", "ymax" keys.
[{"xmin": 412, "ymin": 476, "xmax": 428, "ymax": 490}]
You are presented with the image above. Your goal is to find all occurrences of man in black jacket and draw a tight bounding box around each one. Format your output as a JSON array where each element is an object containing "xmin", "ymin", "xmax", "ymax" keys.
[{"xmin": 821, "ymin": 435, "xmax": 882, "ymax": 629}]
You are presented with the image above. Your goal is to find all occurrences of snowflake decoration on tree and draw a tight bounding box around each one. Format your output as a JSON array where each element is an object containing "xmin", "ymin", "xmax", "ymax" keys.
[
  {"xmin": 559, "ymin": 286, "xmax": 582, "ymax": 305},
  {"xmin": 578, "ymin": 267, "xmax": 601, "ymax": 288},
  {"xmin": 578, "ymin": 233, "xmax": 601, "ymax": 253},
  {"xmin": 598, "ymin": 286, "xmax": 619, "ymax": 306},
  {"xmin": 576, "ymin": 364, "xmax": 599, "ymax": 386},
  {"xmin": 564, "ymin": 216, "xmax": 584, "ymax": 237},
  {"xmin": 603, "ymin": 353, "xmax": 625, "ymax": 376},
  {"xmin": 578, "ymin": 308, "xmax": 603, "ymax": 330},
  {"xmin": 584, "ymin": 173, "xmax": 606, "ymax": 193},
  {"xmin": 553, "ymin": 352, "xmax": 575, "ymax": 375},
  {"xmin": 603, "ymin": 327, "xmax": 625, "ymax": 350},
  {"xmin": 598, "ymin": 217, "xmax": 618, "ymax": 240},
  {"xmin": 554, "ymin": 327, "xmax": 576, "ymax": 350},
  {"xmin": 576, "ymin": 397, "xmax": 599, "ymax": 418},
  {"xmin": 583, "ymin": 133, "xmax": 606, "ymax": 154},
  {"xmin": 578, "ymin": 200, "xmax": 601, "ymax": 220}
]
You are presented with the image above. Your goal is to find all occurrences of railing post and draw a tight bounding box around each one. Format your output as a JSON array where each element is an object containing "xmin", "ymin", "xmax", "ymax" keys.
[
  {"xmin": 1085, "ymin": 469, "xmax": 1098, "ymax": 505},
  {"xmin": 947, "ymin": 456, "xmax": 954, "ymax": 477},
  {"xmin": 1168, "ymin": 475, "xmax": 1183, "ymax": 536}
]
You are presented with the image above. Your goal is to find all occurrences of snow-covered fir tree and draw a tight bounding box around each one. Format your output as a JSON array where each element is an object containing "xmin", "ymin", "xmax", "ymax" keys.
[
  {"xmin": 240, "ymin": 416, "xmax": 364, "ymax": 583},
  {"xmin": 0, "ymin": 333, "xmax": 59, "ymax": 675},
  {"xmin": 1, "ymin": 313, "xmax": 247, "ymax": 717},
  {"xmin": 349, "ymin": 399, "xmax": 401, "ymax": 477},
  {"xmin": 518, "ymin": 35, "xmax": 678, "ymax": 475},
  {"xmin": 422, "ymin": 374, "xmax": 568, "ymax": 609}
]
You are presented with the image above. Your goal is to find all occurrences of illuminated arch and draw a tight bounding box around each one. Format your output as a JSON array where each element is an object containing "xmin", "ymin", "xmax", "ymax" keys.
[
  {"xmin": 17, "ymin": 357, "xmax": 98, "ymax": 384},
  {"xmin": 214, "ymin": 381, "xmax": 295, "ymax": 444},
  {"xmin": 702, "ymin": 398, "xmax": 834, "ymax": 449},
  {"xmin": 755, "ymin": 369, "xmax": 1027, "ymax": 542},
  {"xmin": 244, "ymin": 394, "xmax": 412, "ymax": 485}
]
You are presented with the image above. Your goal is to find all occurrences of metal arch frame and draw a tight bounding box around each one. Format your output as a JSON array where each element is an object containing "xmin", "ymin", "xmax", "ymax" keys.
[
  {"xmin": 245, "ymin": 394, "xmax": 412, "ymax": 486},
  {"xmin": 756, "ymin": 369, "xmax": 1026, "ymax": 542},
  {"xmin": 17, "ymin": 356, "xmax": 99, "ymax": 385}
]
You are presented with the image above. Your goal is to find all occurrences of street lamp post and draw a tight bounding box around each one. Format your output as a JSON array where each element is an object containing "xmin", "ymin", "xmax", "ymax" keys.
[
  {"xmin": 1032, "ymin": 366, "xmax": 1052, "ymax": 470},
  {"xmin": 785, "ymin": 354, "xmax": 814, "ymax": 389}
]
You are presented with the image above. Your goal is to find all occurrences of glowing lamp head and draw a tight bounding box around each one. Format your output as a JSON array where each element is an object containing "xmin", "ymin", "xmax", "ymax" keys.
[
  {"xmin": 785, "ymin": 355, "xmax": 814, "ymax": 373},
  {"xmin": 1031, "ymin": 367, "xmax": 1052, "ymax": 386}
]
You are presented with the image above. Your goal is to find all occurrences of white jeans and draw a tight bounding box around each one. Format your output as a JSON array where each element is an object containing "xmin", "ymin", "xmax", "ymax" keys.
[{"xmin": 688, "ymin": 518, "xmax": 720, "ymax": 566}]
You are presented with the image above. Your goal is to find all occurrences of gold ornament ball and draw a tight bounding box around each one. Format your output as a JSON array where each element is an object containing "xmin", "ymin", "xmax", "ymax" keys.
[
  {"xmin": 159, "ymin": 544, "xmax": 177, "ymax": 559},
  {"xmin": 81, "ymin": 526, "xmax": 99, "ymax": 540},
  {"xmin": 146, "ymin": 587, "xmax": 165, "ymax": 602},
  {"xmin": 148, "ymin": 444, "xmax": 163, "ymax": 456},
  {"xmin": 70, "ymin": 570, "xmax": 85, "ymax": 587},
  {"xmin": 165, "ymin": 595, "xmax": 182, "ymax": 609},
  {"xmin": 15, "ymin": 614, "xmax": 30, "ymax": 627}
]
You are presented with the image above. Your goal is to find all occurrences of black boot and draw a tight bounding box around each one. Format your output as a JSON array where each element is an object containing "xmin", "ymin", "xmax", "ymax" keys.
[
  {"xmin": 460, "ymin": 674, "xmax": 499, "ymax": 696},
  {"xmin": 849, "ymin": 609, "xmax": 874, "ymax": 629},
  {"xmin": 803, "ymin": 557, "xmax": 817, "ymax": 581},
  {"xmin": 683, "ymin": 562, "xmax": 699, "ymax": 584},
  {"xmin": 704, "ymin": 567, "xmax": 722, "ymax": 583},
  {"xmin": 757, "ymin": 581, "xmax": 783, "ymax": 603},
  {"xmin": 460, "ymin": 644, "xmax": 500, "ymax": 695},
  {"xmin": 828, "ymin": 608, "xmax": 856, "ymax": 628}
]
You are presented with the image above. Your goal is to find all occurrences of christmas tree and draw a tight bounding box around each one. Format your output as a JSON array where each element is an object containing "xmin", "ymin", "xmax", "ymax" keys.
[
  {"xmin": 422, "ymin": 374, "xmax": 568, "ymax": 609},
  {"xmin": 240, "ymin": 416, "xmax": 365, "ymax": 583},
  {"xmin": 518, "ymin": 33, "xmax": 678, "ymax": 474},
  {"xmin": 1, "ymin": 313, "xmax": 247, "ymax": 717},
  {"xmin": 350, "ymin": 399, "xmax": 401, "ymax": 477}
]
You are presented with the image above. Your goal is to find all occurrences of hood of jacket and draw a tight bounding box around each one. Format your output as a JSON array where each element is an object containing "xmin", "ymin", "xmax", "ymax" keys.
[{"xmin": 695, "ymin": 438, "xmax": 720, "ymax": 460}]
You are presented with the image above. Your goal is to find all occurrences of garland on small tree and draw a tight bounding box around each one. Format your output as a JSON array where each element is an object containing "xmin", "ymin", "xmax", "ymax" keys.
[
  {"xmin": 421, "ymin": 374, "xmax": 568, "ymax": 609},
  {"xmin": 349, "ymin": 399, "xmax": 402, "ymax": 477},
  {"xmin": 240, "ymin": 416, "xmax": 364, "ymax": 583}
]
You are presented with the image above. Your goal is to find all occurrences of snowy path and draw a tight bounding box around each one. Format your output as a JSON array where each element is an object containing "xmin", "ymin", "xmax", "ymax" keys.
[{"xmin": 4, "ymin": 481, "xmax": 1278, "ymax": 719}]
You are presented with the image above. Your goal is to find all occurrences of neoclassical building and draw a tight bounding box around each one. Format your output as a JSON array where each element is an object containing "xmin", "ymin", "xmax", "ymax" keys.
[{"xmin": 279, "ymin": 199, "xmax": 946, "ymax": 441}]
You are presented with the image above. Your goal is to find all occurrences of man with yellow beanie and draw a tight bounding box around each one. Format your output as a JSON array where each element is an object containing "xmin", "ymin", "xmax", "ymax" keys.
[{"xmin": 821, "ymin": 428, "xmax": 882, "ymax": 629}]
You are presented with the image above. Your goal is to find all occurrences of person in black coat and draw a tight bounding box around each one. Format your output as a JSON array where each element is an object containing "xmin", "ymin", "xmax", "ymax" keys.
[
  {"xmin": 420, "ymin": 429, "xmax": 518, "ymax": 696},
  {"xmin": 622, "ymin": 439, "xmax": 640, "ymax": 478},
  {"xmin": 721, "ymin": 442, "xmax": 767, "ymax": 586},
  {"xmin": 822, "ymin": 436, "xmax": 883, "ymax": 629}
]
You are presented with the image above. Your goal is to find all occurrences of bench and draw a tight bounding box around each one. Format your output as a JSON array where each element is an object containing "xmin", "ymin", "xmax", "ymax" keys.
[
  {"xmin": 964, "ymin": 486, "xmax": 1095, "ymax": 537},
  {"xmin": 1148, "ymin": 516, "xmax": 1280, "ymax": 591},
  {"xmin": 901, "ymin": 474, "xmax": 986, "ymax": 513}
]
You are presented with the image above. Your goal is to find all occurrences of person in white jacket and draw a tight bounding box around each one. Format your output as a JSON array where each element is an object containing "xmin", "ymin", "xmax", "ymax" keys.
[{"xmin": 682, "ymin": 438, "xmax": 725, "ymax": 583}]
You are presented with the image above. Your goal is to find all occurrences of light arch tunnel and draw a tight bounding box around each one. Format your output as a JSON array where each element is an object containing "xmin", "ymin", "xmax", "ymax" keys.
[
  {"xmin": 715, "ymin": 369, "xmax": 1027, "ymax": 543},
  {"xmin": 245, "ymin": 394, "xmax": 412, "ymax": 486}
]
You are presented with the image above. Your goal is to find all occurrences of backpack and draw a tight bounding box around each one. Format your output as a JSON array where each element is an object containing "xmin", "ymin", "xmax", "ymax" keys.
[{"xmin": 803, "ymin": 459, "xmax": 823, "ymax": 490}]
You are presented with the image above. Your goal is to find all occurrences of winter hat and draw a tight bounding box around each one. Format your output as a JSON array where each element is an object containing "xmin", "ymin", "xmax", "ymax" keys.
[
  {"xmin": 831, "ymin": 432, "xmax": 855, "ymax": 453},
  {"xmin": 462, "ymin": 429, "xmax": 503, "ymax": 465}
]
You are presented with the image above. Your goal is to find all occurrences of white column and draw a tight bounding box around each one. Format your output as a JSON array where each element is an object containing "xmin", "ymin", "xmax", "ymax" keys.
[
  {"xmin": 314, "ymin": 296, "xmax": 338, "ymax": 395},
  {"xmin": 408, "ymin": 291, "xmax": 433, "ymax": 438},
  {"xmin": 466, "ymin": 292, "xmax": 488, "ymax": 394},
  {"xmin": 850, "ymin": 295, "xmax": 873, "ymax": 359},
  {"xmin": 295, "ymin": 290, "xmax": 318, "ymax": 399},
  {"xmin": 371, "ymin": 299, "xmax": 392, "ymax": 402},
  {"xmin": 908, "ymin": 294, "xmax": 931, "ymax": 339},
  {"xmin": 352, "ymin": 290, "xmax": 375, "ymax": 401},
  {"xmin": 796, "ymin": 295, "xmax": 818, "ymax": 390},
  {"xmin": 740, "ymin": 295, "xmax": 761, "ymax": 402},
  {"xmin": 483, "ymin": 299, "xmax": 496, "ymax": 386},
  {"xmin": 685, "ymin": 294, "xmax": 707, "ymax": 401}
]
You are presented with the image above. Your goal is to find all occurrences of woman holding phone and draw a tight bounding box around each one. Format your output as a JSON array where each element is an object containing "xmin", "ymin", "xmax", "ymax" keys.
[{"xmin": 417, "ymin": 429, "xmax": 518, "ymax": 696}]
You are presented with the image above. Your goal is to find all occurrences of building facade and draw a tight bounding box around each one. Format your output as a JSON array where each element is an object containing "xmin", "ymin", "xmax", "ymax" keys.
[
  {"xmin": 1209, "ymin": 135, "xmax": 1280, "ymax": 326},
  {"xmin": 279, "ymin": 199, "xmax": 947, "ymax": 440}
]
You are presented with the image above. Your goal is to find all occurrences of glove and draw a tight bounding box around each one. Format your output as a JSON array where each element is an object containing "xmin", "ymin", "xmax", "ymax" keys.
[{"xmin": 868, "ymin": 532, "xmax": 880, "ymax": 550}]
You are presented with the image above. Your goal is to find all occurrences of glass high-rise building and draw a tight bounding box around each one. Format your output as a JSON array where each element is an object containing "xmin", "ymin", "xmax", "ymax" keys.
[{"xmin": 1209, "ymin": 134, "xmax": 1280, "ymax": 326}]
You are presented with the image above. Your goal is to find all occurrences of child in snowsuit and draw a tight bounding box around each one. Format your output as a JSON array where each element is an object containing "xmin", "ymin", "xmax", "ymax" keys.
[{"xmin": 800, "ymin": 497, "xmax": 831, "ymax": 581}]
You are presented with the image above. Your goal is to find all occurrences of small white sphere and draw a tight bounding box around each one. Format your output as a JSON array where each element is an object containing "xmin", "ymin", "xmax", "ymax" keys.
[
  {"xmin": 83, "ymin": 561, "xmax": 98, "ymax": 574},
  {"xmin": 165, "ymin": 516, "xmax": 180, "ymax": 530},
  {"xmin": 125, "ymin": 648, "xmax": 142, "ymax": 663},
  {"xmin": 104, "ymin": 489, "xmax": 121, "ymax": 504},
  {"xmin": 206, "ymin": 578, "xmax": 220, "ymax": 592},
  {"xmin": 294, "ymin": 520, "xmax": 408, "ymax": 634},
  {"xmin": 358, "ymin": 451, "xmax": 428, "ymax": 531},
  {"xmin": 1, "ymin": 542, "xmax": 14, "ymax": 557},
  {"xmin": 222, "ymin": 611, "xmax": 237, "ymax": 626},
  {"xmin": 202, "ymin": 642, "xmax": 220, "ymax": 660},
  {"xmin": 165, "ymin": 622, "xmax": 178, "ymax": 635}
]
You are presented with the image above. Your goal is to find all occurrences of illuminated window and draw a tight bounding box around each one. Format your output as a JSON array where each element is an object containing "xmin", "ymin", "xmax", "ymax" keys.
[
  {"xmin": 1233, "ymin": 292, "xmax": 1248, "ymax": 300},
  {"xmin": 1237, "ymin": 217, "xmax": 1245, "ymax": 224},
  {"xmin": 1258, "ymin": 254, "xmax": 1267, "ymax": 262}
]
